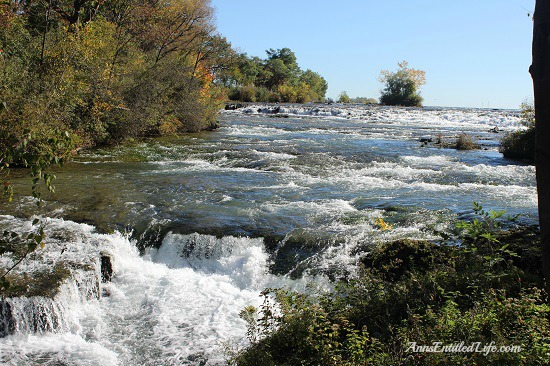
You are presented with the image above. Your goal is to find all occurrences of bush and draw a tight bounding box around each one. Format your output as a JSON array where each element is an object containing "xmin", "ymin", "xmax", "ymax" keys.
[
  {"xmin": 499, "ymin": 102, "xmax": 535, "ymax": 161},
  {"xmin": 268, "ymin": 92, "xmax": 282, "ymax": 103},
  {"xmin": 228, "ymin": 207, "xmax": 549, "ymax": 365},
  {"xmin": 255, "ymin": 87, "xmax": 270, "ymax": 102},
  {"xmin": 500, "ymin": 128, "xmax": 535, "ymax": 161},
  {"xmin": 455, "ymin": 134, "xmax": 477, "ymax": 150}
]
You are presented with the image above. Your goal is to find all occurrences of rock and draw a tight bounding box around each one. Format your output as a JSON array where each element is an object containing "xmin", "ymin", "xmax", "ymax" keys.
[
  {"xmin": 100, "ymin": 253, "xmax": 113, "ymax": 283},
  {"xmin": 419, "ymin": 136, "xmax": 432, "ymax": 143},
  {"xmin": 224, "ymin": 103, "xmax": 244, "ymax": 110},
  {"xmin": 0, "ymin": 301, "xmax": 14, "ymax": 338}
]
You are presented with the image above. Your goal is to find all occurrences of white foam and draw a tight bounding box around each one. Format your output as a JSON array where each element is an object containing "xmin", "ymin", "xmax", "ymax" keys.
[
  {"xmin": 0, "ymin": 218, "xmax": 316, "ymax": 365},
  {"xmin": 228, "ymin": 105, "xmax": 522, "ymax": 130}
]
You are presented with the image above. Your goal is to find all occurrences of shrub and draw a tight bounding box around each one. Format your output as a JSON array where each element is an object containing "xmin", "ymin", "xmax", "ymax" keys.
[
  {"xmin": 255, "ymin": 87, "xmax": 270, "ymax": 102},
  {"xmin": 455, "ymin": 134, "xmax": 477, "ymax": 150},
  {"xmin": 229, "ymin": 85, "xmax": 256, "ymax": 102},
  {"xmin": 268, "ymin": 92, "xmax": 282, "ymax": 103},
  {"xmin": 278, "ymin": 84, "xmax": 297, "ymax": 103},
  {"xmin": 239, "ymin": 85, "xmax": 257, "ymax": 103},
  {"xmin": 229, "ymin": 207, "xmax": 549, "ymax": 365},
  {"xmin": 500, "ymin": 128, "xmax": 535, "ymax": 161},
  {"xmin": 499, "ymin": 102, "xmax": 535, "ymax": 161}
]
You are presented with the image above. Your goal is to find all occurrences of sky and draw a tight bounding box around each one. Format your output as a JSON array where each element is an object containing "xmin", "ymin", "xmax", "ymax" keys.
[{"xmin": 211, "ymin": 0, "xmax": 535, "ymax": 109}]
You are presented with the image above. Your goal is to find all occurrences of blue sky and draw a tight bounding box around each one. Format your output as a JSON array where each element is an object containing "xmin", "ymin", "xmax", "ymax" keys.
[{"xmin": 212, "ymin": 0, "xmax": 534, "ymax": 109}]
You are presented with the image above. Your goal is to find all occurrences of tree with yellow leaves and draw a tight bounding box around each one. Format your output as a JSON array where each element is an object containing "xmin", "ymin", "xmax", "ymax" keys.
[{"xmin": 379, "ymin": 61, "xmax": 426, "ymax": 107}]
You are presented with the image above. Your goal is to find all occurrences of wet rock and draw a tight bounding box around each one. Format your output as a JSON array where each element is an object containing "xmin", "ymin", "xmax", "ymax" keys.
[
  {"xmin": 419, "ymin": 136, "xmax": 432, "ymax": 143},
  {"xmin": 224, "ymin": 103, "xmax": 244, "ymax": 110},
  {"xmin": 100, "ymin": 253, "xmax": 113, "ymax": 283},
  {"xmin": 0, "ymin": 301, "xmax": 15, "ymax": 337}
]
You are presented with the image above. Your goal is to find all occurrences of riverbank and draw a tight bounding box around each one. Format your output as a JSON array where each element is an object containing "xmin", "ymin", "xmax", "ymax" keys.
[{"xmin": 230, "ymin": 222, "xmax": 549, "ymax": 365}]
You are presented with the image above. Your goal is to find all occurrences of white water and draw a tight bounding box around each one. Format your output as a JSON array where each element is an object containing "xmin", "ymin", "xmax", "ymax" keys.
[
  {"xmin": 0, "ymin": 217, "xmax": 318, "ymax": 365},
  {"xmin": 0, "ymin": 105, "xmax": 536, "ymax": 365},
  {"xmin": 232, "ymin": 104, "xmax": 522, "ymax": 130}
]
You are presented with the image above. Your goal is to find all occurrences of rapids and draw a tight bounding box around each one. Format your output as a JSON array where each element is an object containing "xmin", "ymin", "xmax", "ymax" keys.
[{"xmin": 0, "ymin": 104, "xmax": 537, "ymax": 365}]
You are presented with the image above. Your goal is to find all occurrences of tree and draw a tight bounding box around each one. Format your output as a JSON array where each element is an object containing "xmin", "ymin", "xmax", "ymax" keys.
[
  {"xmin": 530, "ymin": 0, "xmax": 550, "ymax": 296},
  {"xmin": 262, "ymin": 58, "xmax": 291, "ymax": 90},
  {"xmin": 266, "ymin": 47, "xmax": 298, "ymax": 74},
  {"xmin": 379, "ymin": 61, "xmax": 426, "ymax": 107},
  {"xmin": 222, "ymin": 47, "xmax": 328, "ymax": 103},
  {"xmin": 299, "ymin": 69, "xmax": 328, "ymax": 102}
]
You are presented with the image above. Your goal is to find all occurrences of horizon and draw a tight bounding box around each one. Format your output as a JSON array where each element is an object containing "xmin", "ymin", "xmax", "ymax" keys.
[{"xmin": 212, "ymin": 0, "xmax": 535, "ymax": 109}]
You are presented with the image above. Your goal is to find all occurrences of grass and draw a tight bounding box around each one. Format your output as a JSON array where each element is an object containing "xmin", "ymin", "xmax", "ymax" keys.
[{"xmin": 455, "ymin": 134, "xmax": 478, "ymax": 150}]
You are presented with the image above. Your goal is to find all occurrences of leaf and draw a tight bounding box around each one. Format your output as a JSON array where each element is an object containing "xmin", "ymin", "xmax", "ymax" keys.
[{"xmin": 489, "ymin": 210, "xmax": 506, "ymax": 219}]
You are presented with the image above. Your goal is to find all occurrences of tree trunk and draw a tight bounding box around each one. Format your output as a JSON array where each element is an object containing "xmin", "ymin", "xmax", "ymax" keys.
[{"xmin": 530, "ymin": 0, "xmax": 550, "ymax": 298}]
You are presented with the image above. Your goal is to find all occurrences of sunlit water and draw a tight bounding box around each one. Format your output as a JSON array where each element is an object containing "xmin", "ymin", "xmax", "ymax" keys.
[{"xmin": 0, "ymin": 104, "xmax": 537, "ymax": 365}]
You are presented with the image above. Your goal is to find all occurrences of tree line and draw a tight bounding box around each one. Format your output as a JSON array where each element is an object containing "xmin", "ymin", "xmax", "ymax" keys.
[
  {"xmin": 220, "ymin": 47, "xmax": 329, "ymax": 104},
  {"xmin": 0, "ymin": 0, "xmax": 235, "ymax": 151}
]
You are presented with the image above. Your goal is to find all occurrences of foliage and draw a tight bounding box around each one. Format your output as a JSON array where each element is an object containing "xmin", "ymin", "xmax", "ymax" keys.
[
  {"xmin": 1, "ymin": 0, "xmax": 226, "ymax": 150},
  {"xmin": 379, "ymin": 61, "xmax": 425, "ymax": 107},
  {"xmin": 500, "ymin": 128, "xmax": 535, "ymax": 161},
  {"xmin": 223, "ymin": 48, "xmax": 328, "ymax": 103},
  {"xmin": 1, "ymin": 0, "xmax": 232, "ymax": 296},
  {"xmin": 519, "ymin": 100, "xmax": 535, "ymax": 128},
  {"xmin": 229, "ymin": 206, "xmax": 549, "ymax": 365},
  {"xmin": 0, "ymin": 219, "xmax": 45, "ymax": 294},
  {"xmin": 500, "ymin": 102, "xmax": 535, "ymax": 161},
  {"xmin": 456, "ymin": 202, "xmax": 510, "ymax": 243},
  {"xmin": 337, "ymin": 91, "xmax": 350, "ymax": 104},
  {"xmin": 350, "ymin": 97, "xmax": 378, "ymax": 104},
  {"xmin": 455, "ymin": 133, "xmax": 478, "ymax": 150}
]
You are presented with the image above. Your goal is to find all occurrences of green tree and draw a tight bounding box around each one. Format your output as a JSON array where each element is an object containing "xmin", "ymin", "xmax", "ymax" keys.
[
  {"xmin": 338, "ymin": 91, "xmax": 350, "ymax": 103},
  {"xmin": 222, "ymin": 47, "xmax": 328, "ymax": 103},
  {"xmin": 379, "ymin": 61, "xmax": 426, "ymax": 107},
  {"xmin": 262, "ymin": 58, "xmax": 291, "ymax": 90},
  {"xmin": 266, "ymin": 47, "xmax": 299, "ymax": 74},
  {"xmin": 299, "ymin": 69, "xmax": 328, "ymax": 102}
]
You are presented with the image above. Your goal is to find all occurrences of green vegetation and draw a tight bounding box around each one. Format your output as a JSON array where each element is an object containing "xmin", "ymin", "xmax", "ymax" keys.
[
  {"xmin": 222, "ymin": 48, "xmax": 328, "ymax": 103},
  {"xmin": 0, "ymin": 219, "xmax": 46, "ymax": 293},
  {"xmin": 228, "ymin": 204, "xmax": 549, "ymax": 365},
  {"xmin": 1, "ymin": 0, "xmax": 228, "ymax": 151},
  {"xmin": 337, "ymin": 91, "xmax": 350, "ymax": 104},
  {"xmin": 0, "ymin": 0, "xmax": 234, "ymax": 295},
  {"xmin": 350, "ymin": 96, "xmax": 378, "ymax": 104},
  {"xmin": 500, "ymin": 102, "xmax": 535, "ymax": 161},
  {"xmin": 379, "ymin": 61, "xmax": 426, "ymax": 107}
]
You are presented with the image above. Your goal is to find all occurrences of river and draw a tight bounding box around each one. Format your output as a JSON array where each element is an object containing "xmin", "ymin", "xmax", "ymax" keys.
[{"xmin": 0, "ymin": 104, "xmax": 537, "ymax": 365}]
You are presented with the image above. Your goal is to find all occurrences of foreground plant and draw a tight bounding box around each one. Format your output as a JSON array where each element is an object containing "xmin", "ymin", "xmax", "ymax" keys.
[{"xmin": 228, "ymin": 206, "xmax": 549, "ymax": 365}]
